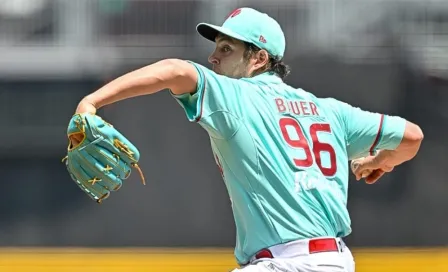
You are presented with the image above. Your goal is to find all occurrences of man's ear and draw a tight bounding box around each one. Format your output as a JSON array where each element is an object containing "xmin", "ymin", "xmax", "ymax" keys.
[{"xmin": 253, "ymin": 49, "xmax": 269, "ymax": 71}]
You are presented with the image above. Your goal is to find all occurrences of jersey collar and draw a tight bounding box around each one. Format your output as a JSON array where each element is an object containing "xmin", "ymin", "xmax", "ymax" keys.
[{"xmin": 244, "ymin": 71, "xmax": 283, "ymax": 84}]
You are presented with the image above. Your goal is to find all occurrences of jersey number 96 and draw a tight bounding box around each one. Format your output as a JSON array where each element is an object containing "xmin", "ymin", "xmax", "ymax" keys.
[{"xmin": 279, "ymin": 117, "xmax": 337, "ymax": 177}]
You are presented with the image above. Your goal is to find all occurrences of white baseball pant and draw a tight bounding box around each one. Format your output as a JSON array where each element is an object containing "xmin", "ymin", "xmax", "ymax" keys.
[{"xmin": 231, "ymin": 237, "xmax": 355, "ymax": 272}]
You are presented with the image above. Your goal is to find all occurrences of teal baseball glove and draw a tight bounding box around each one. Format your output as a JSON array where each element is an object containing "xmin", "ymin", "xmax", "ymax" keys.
[{"xmin": 63, "ymin": 113, "xmax": 145, "ymax": 203}]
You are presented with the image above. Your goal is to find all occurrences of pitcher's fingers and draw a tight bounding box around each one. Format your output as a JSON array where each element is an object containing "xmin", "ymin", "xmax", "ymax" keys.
[
  {"xmin": 365, "ymin": 169, "xmax": 385, "ymax": 184},
  {"xmin": 355, "ymin": 170, "xmax": 370, "ymax": 181},
  {"xmin": 354, "ymin": 167, "xmax": 369, "ymax": 181}
]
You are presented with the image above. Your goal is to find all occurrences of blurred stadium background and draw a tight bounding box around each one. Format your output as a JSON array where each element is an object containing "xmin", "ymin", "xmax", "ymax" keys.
[{"xmin": 0, "ymin": 0, "xmax": 447, "ymax": 271}]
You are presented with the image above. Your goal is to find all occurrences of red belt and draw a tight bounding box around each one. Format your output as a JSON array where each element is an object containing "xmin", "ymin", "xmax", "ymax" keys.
[
  {"xmin": 254, "ymin": 238, "xmax": 340, "ymax": 260},
  {"xmin": 308, "ymin": 238, "xmax": 340, "ymax": 254}
]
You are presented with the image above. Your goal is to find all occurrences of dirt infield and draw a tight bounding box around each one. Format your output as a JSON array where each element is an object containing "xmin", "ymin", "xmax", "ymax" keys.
[{"xmin": 0, "ymin": 248, "xmax": 446, "ymax": 271}]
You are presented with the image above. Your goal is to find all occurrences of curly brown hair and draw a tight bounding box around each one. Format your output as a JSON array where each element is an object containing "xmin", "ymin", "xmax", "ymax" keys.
[{"xmin": 243, "ymin": 42, "xmax": 291, "ymax": 80}]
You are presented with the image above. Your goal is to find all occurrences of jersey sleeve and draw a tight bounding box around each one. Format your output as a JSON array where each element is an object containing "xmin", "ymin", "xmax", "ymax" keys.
[
  {"xmin": 329, "ymin": 98, "xmax": 407, "ymax": 160},
  {"xmin": 170, "ymin": 61, "xmax": 248, "ymax": 139}
]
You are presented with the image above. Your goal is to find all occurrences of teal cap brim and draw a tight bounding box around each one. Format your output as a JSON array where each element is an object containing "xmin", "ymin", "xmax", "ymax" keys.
[{"xmin": 197, "ymin": 23, "xmax": 251, "ymax": 44}]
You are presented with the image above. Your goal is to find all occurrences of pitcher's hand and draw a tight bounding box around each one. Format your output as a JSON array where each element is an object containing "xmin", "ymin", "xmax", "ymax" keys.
[{"xmin": 351, "ymin": 155, "xmax": 394, "ymax": 184}]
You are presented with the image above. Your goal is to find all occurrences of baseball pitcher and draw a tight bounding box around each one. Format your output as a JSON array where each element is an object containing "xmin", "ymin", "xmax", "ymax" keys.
[{"xmin": 64, "ymin": 7, "xmax": 424, "ymax": 272}]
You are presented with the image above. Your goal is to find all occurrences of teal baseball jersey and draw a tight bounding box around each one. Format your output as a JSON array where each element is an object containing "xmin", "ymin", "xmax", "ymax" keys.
[{"xmin": 171, "ymin": 61, "xmax": 406, "ymax": 265}]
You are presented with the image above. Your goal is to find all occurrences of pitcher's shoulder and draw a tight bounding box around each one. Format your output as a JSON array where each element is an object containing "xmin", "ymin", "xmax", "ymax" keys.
[{"xmin": 314, "ymin": 97, "xmax": 351, "ymax": 110}]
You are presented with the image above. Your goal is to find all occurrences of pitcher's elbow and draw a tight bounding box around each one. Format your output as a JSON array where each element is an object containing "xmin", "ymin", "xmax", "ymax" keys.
[{"xmin": 404, "ymin": 121, "xmax": 424, "ymax": 146}]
